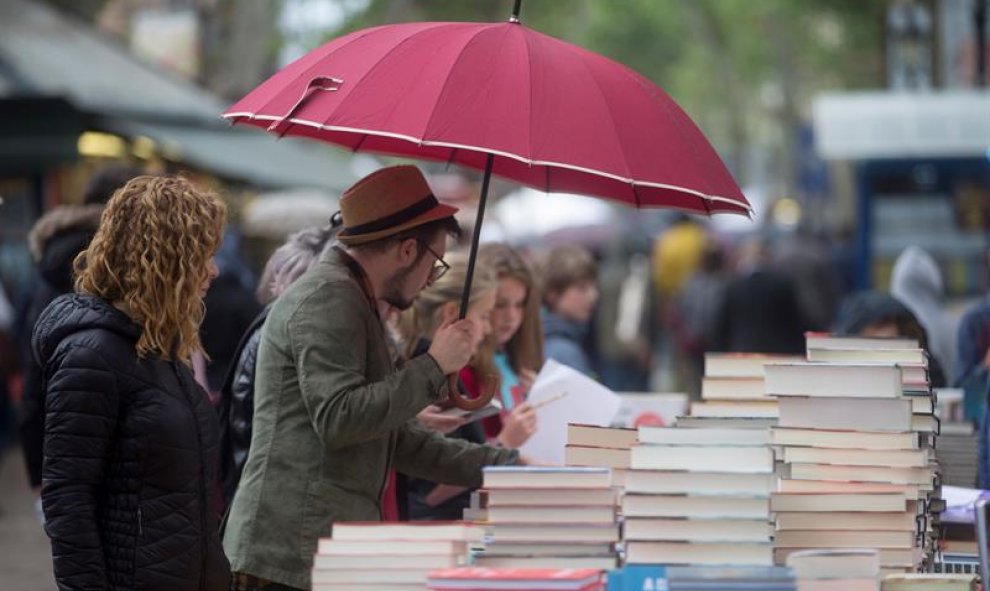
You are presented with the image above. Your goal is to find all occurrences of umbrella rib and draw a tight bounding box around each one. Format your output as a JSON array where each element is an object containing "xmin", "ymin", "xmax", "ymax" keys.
[
  {"xmin": 574, "ymin": 53, "xmax": 636, "ymax": 196},
  {"xmin": 418, "ymin": 24, "xmax": 496, "ymax": 144},
  {"xmin": 327, "ymin": 22, "xmax": 463, "ymax": 132}
]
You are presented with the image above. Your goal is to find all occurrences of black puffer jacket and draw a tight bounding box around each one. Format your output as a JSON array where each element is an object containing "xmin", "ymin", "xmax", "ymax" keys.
[
  {"xmin": 21, "ymin": 204, "xmax": 104, "ymax": 488},
  {"xmin": 33, "ymin": 293, "xmax": 231, "ymax": 591}
]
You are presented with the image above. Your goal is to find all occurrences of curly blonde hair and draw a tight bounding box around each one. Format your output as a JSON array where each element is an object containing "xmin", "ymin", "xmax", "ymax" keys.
[{"xmin": 74, "ymin": 175, "xmax": 227, "ymax": 363}]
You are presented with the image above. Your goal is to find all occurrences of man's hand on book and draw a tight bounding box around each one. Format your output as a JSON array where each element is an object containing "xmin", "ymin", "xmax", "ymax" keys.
[{"xmin": 417, "ymin": 405, "xmax": 467, "ymax": 434}]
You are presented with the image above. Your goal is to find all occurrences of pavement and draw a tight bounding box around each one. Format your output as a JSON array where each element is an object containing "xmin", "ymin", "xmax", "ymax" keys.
[{"xmin": 0, "ymin": 448, "xmax": 56, "ymax": 591}]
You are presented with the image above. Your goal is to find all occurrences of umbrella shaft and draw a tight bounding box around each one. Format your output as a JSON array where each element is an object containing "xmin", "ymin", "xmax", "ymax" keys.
[{"xmin": 459, "ymin": 153, "xmax": 495, "ymax": 319}]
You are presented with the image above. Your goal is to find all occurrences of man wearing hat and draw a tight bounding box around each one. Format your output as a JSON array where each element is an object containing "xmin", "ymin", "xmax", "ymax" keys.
[{"xmin": 223, "ymin": 166, "xmax": 519, "ymax": 591}]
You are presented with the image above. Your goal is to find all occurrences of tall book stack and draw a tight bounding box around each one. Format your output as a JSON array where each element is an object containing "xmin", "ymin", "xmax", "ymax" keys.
[
  {"xmin": 621, "ymin": 425, "xmax": 776, "ymax": 567},
  {"xmin": 311, "ymin": 522, "xmax": 482, "ymax": 591},
  {"xmin": 678, "ymin": 353, "xmax": 803, "ymax": 430},
  {"xmin": 565, "ymin": 424, "xmax": 638, "ymax": 499},
  {"xmin": 766, "ymin": 338, "xmax": 940, "ymax": 574},
  {"xmin": 472, "ymin": 466, "xmax": 620, "ymax": 570}
]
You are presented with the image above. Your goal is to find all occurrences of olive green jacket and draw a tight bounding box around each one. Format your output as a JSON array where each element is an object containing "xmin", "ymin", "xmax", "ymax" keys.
[{"xmin": 222, "ymin": 249, "xmax": 518, "ymax": 590}]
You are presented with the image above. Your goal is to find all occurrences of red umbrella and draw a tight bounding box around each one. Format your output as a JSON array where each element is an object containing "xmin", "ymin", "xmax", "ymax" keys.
[{"xmin": 224, "ymin": 3, "xmax": 751, "ymax": 407}]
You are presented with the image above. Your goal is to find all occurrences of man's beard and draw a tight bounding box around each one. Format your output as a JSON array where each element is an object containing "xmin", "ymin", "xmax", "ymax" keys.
[{"xmin": 382, "ymin": 262, "xmax": 417, "ymax": 311}]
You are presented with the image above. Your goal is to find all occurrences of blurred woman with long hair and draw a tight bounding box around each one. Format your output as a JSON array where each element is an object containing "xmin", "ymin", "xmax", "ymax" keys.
[{"xmin": 33, "ymin": 176, "xmax": 231, "ymax": 591}]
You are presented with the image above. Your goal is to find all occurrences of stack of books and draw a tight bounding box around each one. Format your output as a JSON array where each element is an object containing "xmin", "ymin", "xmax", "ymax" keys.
[
  {"xmin": 621, "ymin": 425, "xmax": 775, "ymax": 566},
  {"xmin": 565, "ymin": 423, "xmax": 638, "ymax": 497},
  {"xmin": 426, "ymin": 567, "xmax": 605, "ymax": 590},
  {"xmin": 786, "ymin": 548, "xmax": 881, "ymax": 591},
  {"xmin": 678, "ymin": 353, "xmax": 802, "ymax": 429},
  {"xmin": 767, "ymin": 335, "xmax": 940, "ymax": 574},
  {"xmin": 472, "ymin": 466, "xmax": 619, "ymax": 569},
  {"xmin": 934, "ymin": 421, "xmax": 978, "ymax": 487},
  {"xmin": 311, "ymin": 522, "xmax": 482, "ymax": 591}
]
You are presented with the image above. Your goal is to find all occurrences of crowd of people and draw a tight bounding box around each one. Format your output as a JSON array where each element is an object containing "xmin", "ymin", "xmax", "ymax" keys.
[{"xmin": 0, "ymin": 163, "xmax": 987, "ymax": 591}]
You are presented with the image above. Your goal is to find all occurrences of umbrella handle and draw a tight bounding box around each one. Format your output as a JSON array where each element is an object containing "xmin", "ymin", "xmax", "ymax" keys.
[{"xmin": 446, "ymin": 373, "xmax": 497, "ymax": 411}]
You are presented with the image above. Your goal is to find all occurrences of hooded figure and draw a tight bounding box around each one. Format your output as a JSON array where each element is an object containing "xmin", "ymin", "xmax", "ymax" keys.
[
  {"xmin": 832, "ymin": 290, "xmax": 946, "ymax": 388},
  {"xmin": 890, "ymin": 246, "xmax": 958, "ymax": 381}
]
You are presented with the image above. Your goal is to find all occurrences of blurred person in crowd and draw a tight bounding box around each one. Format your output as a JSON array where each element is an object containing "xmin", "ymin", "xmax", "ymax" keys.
[
  {"xmin": 217, "ymin": 225, "xmax": 336, "ymax": 511},
  {"xmin": 222, "ymin": 166, "xmax": 518, "ymax": 591},
  {"xmin": 650, "ymin": 214, "xmax": 708, "ymax": 390},
  {"xmin": 596, "ymin": 240, "xmax": 652, "ymax": 392},
  {"xmin": 32, "ymin": 176, "xmax": 230, "ymax": 591},
  {"xmin": 891, "ymin": 246, "xmax": 959, "ymax": 381},
  {"xmin": 774, "ymin": 226, "xmax": 843, "ymax": 331},
  {"xmin": 541, "ymin": 245, "xmax": 600, "ymax": 376},
  {"xmin": 200, "ymin": 228, "xmax": 263, "ymax": 397},
  {"xmin": 0, "ymin": 279, "xmax": 15, "ymax": 475},
  {"xmin": 18, "ymin": 163, "xmax": 140, "ymax": 515},
  {"xmin": 832, "ymin": 290, "xmax": 946, "ymax": 388},
  {"xmin": 670, "ymin": 239, "xmax": 729, "ymax": 398},
  {"xmin": 712, "ymin": 236, "xmax": 807, "ymax": 354},
  {"xmin": 953, "ymin": 247, "xmax": 990, "ymax": 422},
  {"xmin": 398, "ymin": 253, "xmax": 537, "ymax": 520},
  {"xmin": 476, "ymin": 243, "xmax": 544, "ymax": 424}
]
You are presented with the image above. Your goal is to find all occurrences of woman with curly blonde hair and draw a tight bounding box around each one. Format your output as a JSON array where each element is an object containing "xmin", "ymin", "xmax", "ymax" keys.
[{"xmin": 32, "ymin": 175, "xmax": 232, "ymax": 591}]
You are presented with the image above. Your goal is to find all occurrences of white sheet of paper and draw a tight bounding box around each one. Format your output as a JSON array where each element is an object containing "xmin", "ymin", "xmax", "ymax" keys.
[{"xmin": 518, "ymin": 359, "xmax": 622, "ymax": 465}]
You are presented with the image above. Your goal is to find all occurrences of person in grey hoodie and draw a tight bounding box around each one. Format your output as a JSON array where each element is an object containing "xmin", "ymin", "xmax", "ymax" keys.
[
  {"xmin": 890, "ymin": 246, "xmax": 959, "ymax": 381},
  {"xmin": 540, "ymin": 245, "xmax": 600, "ymax": 377}
]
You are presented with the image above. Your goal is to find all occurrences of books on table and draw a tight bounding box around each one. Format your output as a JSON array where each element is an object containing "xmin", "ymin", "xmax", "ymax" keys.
[
  {"xmin": 474, "ymin": 466, "xmax": 619, "ymax": 570},
  {"xmin": 785, "ymin": 548, "xmax": 880, "ymax": 591},
  {"xmin": 765, "ymin": 332, "xmax": 939, "ymax": 573},
  {"xmin": 311, "ymin": 522, "xmax": 480, "ymax": 590}
]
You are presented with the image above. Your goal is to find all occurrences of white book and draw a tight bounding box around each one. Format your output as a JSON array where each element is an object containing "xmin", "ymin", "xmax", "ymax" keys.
[
  {"xmin": 624, "ymin": 470, "xmax": 774, "ymax": 496},
  {"xmin": 782, "ymin": 447, "xmax": 930, "ymax": 468},
  {"xmin": 486, "ymin": 505, "xmax": 615, "ymax": 524},
  {"xmin": 777, "ymin": 397, "xmax": 912, "ymax": 432},
  {"xmin": 771, "ymin": 427, "xmax": 919, "ymax": 450},
  {"xmin": 630, "ymin": 444, "xmax": 774, "ymax": 474},
  {"xmin": 689, "ymin": 400, "xmax": 778, "ymax": 418},
  {"xmin": 765, "ymin": 363, "xmax": 903, "ymax": 398},
  {"xmin": 770, "ymin": 493, "xmax": 907, "ymax": 513},
  {"xmin": 806, "ymin": 347, "xmax": 927, "ymax": 365},
  {"xmin": 788, "ymin": 463, "xmax": 936, "ymax": 486},
  {"xmin": 622, "ymin": 494, "xmax": 770, "ymax": 519},
  {"xmin": 625, "ymin": 541, "xmax": 773, "ymax": 566},
  {"xmin": 704, "ymin": 353, "xmax": 804, "ymax": 378},
  {"xmin": 637, "ymin": 426, "xmax": 770, "ymax": 447},
  {"xmin": 624, "ymin": 517, "xmax": 772, "ymax": 542},
  {"xmin": 701, "ymin": 377, "xmax": 768, "ymax": 400},
  {"xmin": 804, "ymin": 334, "xmax": 918, "ymax": 351}
]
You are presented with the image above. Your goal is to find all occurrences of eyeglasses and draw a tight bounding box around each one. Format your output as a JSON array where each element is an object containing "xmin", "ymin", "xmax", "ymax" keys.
[{"xmin": 418, "ymin": 241, "xmax": 450, "ymax": 282}]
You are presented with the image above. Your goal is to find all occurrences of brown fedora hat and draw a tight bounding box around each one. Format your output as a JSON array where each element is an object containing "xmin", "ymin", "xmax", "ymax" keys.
[{"xmin": 336, "ymin": 165, "xmax": 458, "ymax": 246}]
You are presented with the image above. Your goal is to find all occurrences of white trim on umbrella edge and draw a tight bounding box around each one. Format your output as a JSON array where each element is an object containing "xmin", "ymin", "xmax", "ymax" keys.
[{"xmin": 223, "ymin": 111, "xmax": 754, "ymax": 217}]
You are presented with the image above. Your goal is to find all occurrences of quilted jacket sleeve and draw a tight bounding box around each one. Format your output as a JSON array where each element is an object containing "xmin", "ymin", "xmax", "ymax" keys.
[{"xmin": 42, "ymin": 344, "xmax": 118, "ymax": 591}]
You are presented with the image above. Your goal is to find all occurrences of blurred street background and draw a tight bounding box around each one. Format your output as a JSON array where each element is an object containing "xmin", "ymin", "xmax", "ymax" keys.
[{"xmin": 0, "ymin": 1, "xmax": 987, "ymax": 587}]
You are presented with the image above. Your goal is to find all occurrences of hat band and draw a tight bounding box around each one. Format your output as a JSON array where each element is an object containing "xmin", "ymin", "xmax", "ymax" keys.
[{"xmin": 339, "ymin": 194, "xmax": 441, "ymax": 238}]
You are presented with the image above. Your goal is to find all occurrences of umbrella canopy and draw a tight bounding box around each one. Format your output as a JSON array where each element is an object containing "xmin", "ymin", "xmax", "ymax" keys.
[
  {"xmin": 224, "ymin": 20, "xmax": 749, "ymax": 216},
  {"xmin": 224, "ymin": 10, "xmax": 751, "ymax": 408}
]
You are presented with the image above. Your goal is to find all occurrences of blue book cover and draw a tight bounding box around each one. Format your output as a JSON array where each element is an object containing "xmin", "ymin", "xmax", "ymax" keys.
[{"xmin": 607, "ymin": 565, "xmax": 669, "ymax": 591}]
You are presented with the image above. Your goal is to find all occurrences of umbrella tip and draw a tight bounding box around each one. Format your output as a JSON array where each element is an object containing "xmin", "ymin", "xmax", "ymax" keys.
[{"xmin": 509, "ymin": 0, "xmax": 522, "ymax": 23}]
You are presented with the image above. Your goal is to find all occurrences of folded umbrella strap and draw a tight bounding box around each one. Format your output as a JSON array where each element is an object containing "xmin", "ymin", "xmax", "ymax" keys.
[{"xmin": 267, "ymin": 76, "xmax": 343, "ymax": 136}]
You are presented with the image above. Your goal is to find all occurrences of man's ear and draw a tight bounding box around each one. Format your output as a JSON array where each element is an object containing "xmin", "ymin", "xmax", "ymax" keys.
[{"xmin": 396, "ymin": 238, "xmax": 418, "ymax": 266}]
